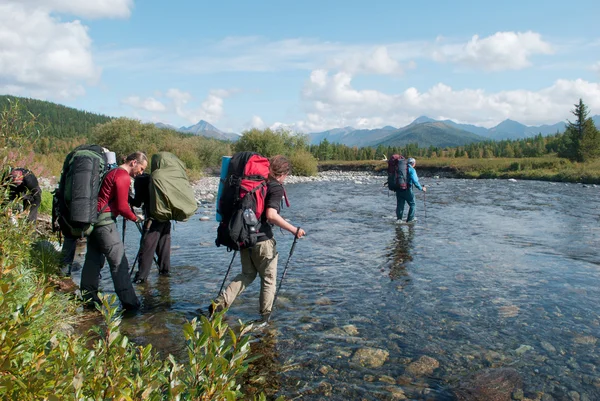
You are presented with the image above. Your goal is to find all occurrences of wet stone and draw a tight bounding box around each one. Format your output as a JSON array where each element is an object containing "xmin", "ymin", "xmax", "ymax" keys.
[
  {"xmin": 454, "ymin": 368, "xmax": 522, "ymax": 401},
  {"xmin": 379, "ymin": 375, "xmax": 396, "ymax": 384},
  {"xmin": 351, "ymin": 347, "xmax": 389, "ymax": 368},
  {"xmin": 573, "ymin": 335, "xmax": 597, "ymax": 345},
  {"xmin": 541, "ymin": 341, "xmax": 557, "ymax": 354},
  {"xmin": 384, "ymin": 386, "xmax": 407, "ymax": 400},
  {"xmin": 319, "ymin": 365, "xmax": 332, "ymax": 375},
  {"xmin": 405, "ymin": 356, "xmax": 439, "ymax": 377},
  {"xmin": 515, "ymin": 345, "xmax": 534, "ymax": 355},
  {"xmin": 342, "ymin": 324, "xmax": 359, "ymax": 336},
  {"xmin": 363, "ymin": 374, "xmax": 376, "ymax": 382},
  {"xmin": 315, "ymin": 297, "xmax": 332, "ymax": 306}
]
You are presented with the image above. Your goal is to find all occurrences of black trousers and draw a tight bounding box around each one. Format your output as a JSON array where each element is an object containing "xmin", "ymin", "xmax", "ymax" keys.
[{"xmin": 136, "ymin": 220, "xmax": 171, "ymax": 281}]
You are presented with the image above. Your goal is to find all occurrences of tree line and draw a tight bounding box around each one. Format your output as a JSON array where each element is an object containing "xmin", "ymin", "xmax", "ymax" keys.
[{"xmin": 310, "ymin": 99, "xmax": 600, "ymax": 163}]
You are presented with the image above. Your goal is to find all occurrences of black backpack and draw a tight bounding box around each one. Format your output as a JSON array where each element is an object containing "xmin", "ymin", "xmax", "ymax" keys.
[
  {"xmin": 387, "ymin": 154, "xmax": 409, "ymax": 191},
  {"xmin": 215, "ymin": 152, "xmax": 270, "ymax": 251},
  {"xmin": 52, "ymin": 145, "xmax": 110, "ymax": 237}
]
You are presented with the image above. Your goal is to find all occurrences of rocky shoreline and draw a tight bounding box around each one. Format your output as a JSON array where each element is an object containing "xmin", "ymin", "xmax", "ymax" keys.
[{"xmin": 192, "ymin": 170, "xmax": 386, "ymax": 203}]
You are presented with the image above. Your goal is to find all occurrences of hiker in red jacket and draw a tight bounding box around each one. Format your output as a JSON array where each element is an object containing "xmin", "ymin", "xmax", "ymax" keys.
[{"xmin": 80, "ymin": 152, "xmax": 148, "ymax": 311}]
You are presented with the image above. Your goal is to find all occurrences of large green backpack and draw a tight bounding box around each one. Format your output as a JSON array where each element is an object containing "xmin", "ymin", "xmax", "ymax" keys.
[
  {"xmin": 52, "ymin": 145, "xmax": 110, "ymax": 237},
  {"xmin": 149, "ymin": 152, "xmax": 198, "ymax": 222}
]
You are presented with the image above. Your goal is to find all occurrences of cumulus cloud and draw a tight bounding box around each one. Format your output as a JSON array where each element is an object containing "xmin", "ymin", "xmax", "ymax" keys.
[
  {"xmin": 433, "ymin": 31, "xmax": 554, "ymax": 71},
  {"xmin": 18, "ymin": 0, "xmax": 134, "ymax": 19},
  {"xmin": 298, "ymin": 70, "xmax": 600, "ymax": 132},
  {"xmin": 0, "ymin": 1, "xmax": 133, "ymax": 99},
  {"xmin": 121, "ymin": 96, "xmax": 166, "ymax": 112},
  {"xmin": 247, "ymin": 116, "xmax": 266, "ymax": 130},
  {"xmin": 165, "ymin": 88, "xmax": 235, "ymax": 124},
  {"xmin": 328, "ymin": 46, "xmax": 404, "ymax": 75}
]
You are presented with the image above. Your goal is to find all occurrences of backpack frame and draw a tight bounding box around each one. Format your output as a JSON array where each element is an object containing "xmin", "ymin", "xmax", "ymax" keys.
[
  {"xmin": 215, "ymin": 151, "xmax": 270, "ymax": 251},
  {"xmin": 387, "ymin": 154, "xmax": 409, "ymax": 191}
]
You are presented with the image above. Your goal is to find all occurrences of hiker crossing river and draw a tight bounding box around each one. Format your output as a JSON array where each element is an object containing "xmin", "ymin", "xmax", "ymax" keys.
[{"xmin": 67, "ymin": 174, "xmax": 600, "ymax": 400}]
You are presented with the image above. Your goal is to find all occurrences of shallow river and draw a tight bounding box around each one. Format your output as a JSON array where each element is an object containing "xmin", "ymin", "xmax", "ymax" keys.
[{"xmin": 72, "ymin": 176, "xmax": 600, "ymax": 400}]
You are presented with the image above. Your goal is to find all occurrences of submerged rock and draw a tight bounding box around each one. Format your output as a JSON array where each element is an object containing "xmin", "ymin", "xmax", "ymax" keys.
[
  {"xmin": 454, "ymin": 368, "xmax": 522, "ymax": 401},
  {"xmin": 351, "ymin": 347, "xmax": 389, "ymax": 368},
  {"xmin": 405, "ymin": 355, "xmax": 439, "ymax": 376}
]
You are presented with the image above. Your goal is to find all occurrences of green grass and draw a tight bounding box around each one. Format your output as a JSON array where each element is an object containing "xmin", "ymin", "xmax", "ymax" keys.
[{"xmin": 318, "ymin": 155, "xmax": 600, "ymax": 184}]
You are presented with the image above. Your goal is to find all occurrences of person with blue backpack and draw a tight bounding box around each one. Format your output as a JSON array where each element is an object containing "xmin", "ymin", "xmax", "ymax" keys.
[{"xmin": 396, "ymin": 157, "xmax": 426, "ymax": 223}]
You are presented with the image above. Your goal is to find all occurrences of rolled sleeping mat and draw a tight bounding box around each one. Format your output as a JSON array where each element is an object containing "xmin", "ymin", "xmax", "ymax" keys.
[{"xmin": 216, "ymin": 156, "xmax": 231, "ymax": 222}]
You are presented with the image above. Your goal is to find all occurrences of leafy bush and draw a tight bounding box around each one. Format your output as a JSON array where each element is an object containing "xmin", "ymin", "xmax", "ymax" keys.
[
  {"xmin": 39, "ymin": 190, "xmax": 53, "ymax": 215},
  {"xmin": 289, "ymin": 149, "xmax": 318, "ymax": 176}
]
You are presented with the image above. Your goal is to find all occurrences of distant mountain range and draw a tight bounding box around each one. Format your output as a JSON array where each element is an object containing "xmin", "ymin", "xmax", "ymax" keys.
[
  {"xmin": 308, "ymin": 115, "xmax": 600, "ymax": 148},
  {"xmin": 155, "ymin": 120, "xmax": 240, "ymax": 141}
]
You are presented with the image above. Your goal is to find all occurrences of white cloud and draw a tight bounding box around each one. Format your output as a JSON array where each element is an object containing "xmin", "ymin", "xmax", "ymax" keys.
[
  {"xmin": 328, "ymin": 46, "xmax": 404, "ymax": 75},
  {"xmin": 247, "ymin": 116, "xmax": 266, "ymax": 129},
  {"xmin": 433, "ymin": 31, "xmax": 554, "ymax": 71},
  {"xmin": 0, "ymin": 1, "xmax": 133, "ymax": 99},
  {"xmin": 298, "ymin": 70, "xmax": 600, "ymax": 132},
  {"xmin": 17, "ymin": 0, "xmax": 134, "ymax": 19},
  {"xmin": 121, "ymin": 96, "xmax": 166, "ymax": 112},
  {"xmin": 593, "ymin": 61, "xmax": 600, "ymax": 75},
  {"xmin": 165, "ymin": 88, "xmax": 235, "ymax": 124}
]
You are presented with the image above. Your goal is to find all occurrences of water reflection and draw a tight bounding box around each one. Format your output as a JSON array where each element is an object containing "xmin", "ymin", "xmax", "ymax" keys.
[{"xmin": 388, "ymin": 225, "xmax": 414, "ymax": 283}]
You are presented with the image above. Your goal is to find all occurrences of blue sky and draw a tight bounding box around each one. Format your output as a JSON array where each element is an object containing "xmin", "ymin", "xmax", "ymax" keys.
[{"xmin": 1, "ymin": 0, "xmax": 599, "ymax": 133}]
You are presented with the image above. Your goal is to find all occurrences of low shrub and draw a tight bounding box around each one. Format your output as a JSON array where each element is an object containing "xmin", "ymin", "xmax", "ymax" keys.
[{"xmin": 290, "ymin": 149, "xmax": 318, "ymax": 176}]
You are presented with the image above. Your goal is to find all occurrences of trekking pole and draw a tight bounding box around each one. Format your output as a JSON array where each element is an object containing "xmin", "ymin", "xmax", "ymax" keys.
[
  {"xmin": 423, "ymin": 190, "xmax": 427, "ymax": 220},
  {"xmin": 267, "ymin": 227, "xmax": 300, "ymax": 323},
  {"xmin": 217, "ymin": 251, "xmax": 238, "ymax": 298}
]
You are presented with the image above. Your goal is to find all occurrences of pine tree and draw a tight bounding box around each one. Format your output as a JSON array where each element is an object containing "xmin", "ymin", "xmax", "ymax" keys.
[{"xmin": 560, "ymin": 99, "xmax": 600, "ymax": 162}]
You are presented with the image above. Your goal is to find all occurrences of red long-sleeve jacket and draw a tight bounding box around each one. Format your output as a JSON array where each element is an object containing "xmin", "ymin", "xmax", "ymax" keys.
[{"xmin": 97, "ymin": 168, "xmax": 137, "ymax": 221}]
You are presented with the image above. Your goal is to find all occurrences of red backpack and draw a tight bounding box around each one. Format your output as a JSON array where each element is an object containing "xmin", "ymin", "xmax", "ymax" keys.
[
  {"xmin": 387, "ymin": 154, "xmax": 409, "ymax": 191},
  {"xmin": 216, "ymin": 152, "xmax": 270, "ymax": 250}
]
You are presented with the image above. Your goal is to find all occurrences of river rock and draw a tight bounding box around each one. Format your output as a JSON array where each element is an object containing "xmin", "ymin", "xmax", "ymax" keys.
[
  {"xmin": 342, "ymin": 324, "xmax": 359, "ymax": 336},
  {"xmin": 573, "ymin": 335, "xmax": 597, "ymax": 345},
  {"xmin": 379, "ymin": 375, "xmax": 396, "ymax": 384},
  {"xmin": 405, "ymin": 355, "xmax": 439, "ymax": 376},
  {"xmin": 315, "ymin": 297, "xmax": 332, "ymax": 305},
  {"xmin": 541, "ymin": 341, "xmax": 557, "ymax": 354},
  {"xmin": 454, "ymin": 368, "xmax": 522, "ymax": 401},
  {"xmin": 515, "ymin": 345, "xmax": 533, "ymax": 355},
  {"xmin": 385, "ymin": 386, "xmax": 407, "ymax": 400},
  {"xmin": 351, "ymin": 347, "xmax": 389, "ymax": 368},
  {"xmin": 199, "ymin": 216, "xmax": 210, "ymax": 221}
]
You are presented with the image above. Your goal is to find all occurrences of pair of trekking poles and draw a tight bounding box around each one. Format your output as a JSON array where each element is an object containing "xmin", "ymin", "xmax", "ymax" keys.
[{"xmin": 216, "ymin": 227, "xmax": 301, "ymax": 323}]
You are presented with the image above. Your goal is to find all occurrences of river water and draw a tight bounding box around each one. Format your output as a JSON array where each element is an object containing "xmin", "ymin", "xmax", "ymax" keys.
[{"xmin": 72, "ymin": 175, "xmax": 600, "ymax": 400}]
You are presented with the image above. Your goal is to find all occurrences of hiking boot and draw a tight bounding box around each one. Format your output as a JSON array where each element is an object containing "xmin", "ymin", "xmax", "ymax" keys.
[
  {"xmin": 158, "ymin": 270, "xmax": 171, "ymax": 277},
  {"xmin": 407, "ymin": 218, "xmax": 418, "ymax": 224},
  {"xmin": 132, "ymin": 274, "xmax": 146, "ymax": 284}
]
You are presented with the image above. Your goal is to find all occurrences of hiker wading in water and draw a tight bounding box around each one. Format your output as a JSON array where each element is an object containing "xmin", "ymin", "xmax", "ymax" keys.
[
  {"xmin": 211, "ymin": 155, "xmax": 306, "ymax": 320},
  {"xmin": 396, "ymin": 157, "xmax": 426, "ymax": 223},
  {"xmin": 80, "ymin": 152, "xmax": 147, "ymax": 311}
]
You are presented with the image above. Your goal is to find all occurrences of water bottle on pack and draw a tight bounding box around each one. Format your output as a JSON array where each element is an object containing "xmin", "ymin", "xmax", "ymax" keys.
[{"xmin": 243, "ymin": 208, "xmax": 259, "ymax": 233}]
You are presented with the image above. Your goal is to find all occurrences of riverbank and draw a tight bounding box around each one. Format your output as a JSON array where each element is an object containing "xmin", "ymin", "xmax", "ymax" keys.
[
  {"xmin": 191, "ymin": 169, "xmax": 598, "ymax": 203},
  {"xmin": 318, "ymin": 156, "xmax": 600, "ymax": 184}
]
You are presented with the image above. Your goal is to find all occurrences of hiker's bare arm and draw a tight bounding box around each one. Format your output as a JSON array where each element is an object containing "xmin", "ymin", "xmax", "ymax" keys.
[{"xmin": 266, "ymin": 207, "xmax": 306, "ymax": 238}]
